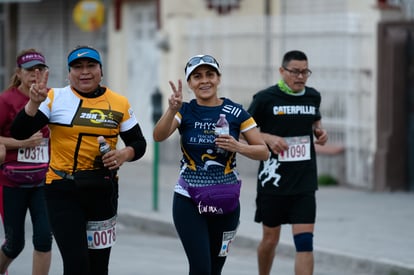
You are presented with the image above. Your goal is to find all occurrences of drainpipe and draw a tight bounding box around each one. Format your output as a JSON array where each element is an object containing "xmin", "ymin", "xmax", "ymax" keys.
[{"xmin": 264, "ymin": 0, "xmax": 272, "ymax": 85}]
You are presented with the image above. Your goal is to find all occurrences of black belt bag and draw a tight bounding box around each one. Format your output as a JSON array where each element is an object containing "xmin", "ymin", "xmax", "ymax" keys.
[{"xmin": 52, "ymin": 168, "xmax": 116, "ymax": 187}]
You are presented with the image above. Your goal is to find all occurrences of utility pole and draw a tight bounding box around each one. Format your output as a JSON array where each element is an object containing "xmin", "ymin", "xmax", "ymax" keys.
[{"xmin": 151, "ymin": 88, "xmax": 163, "ymax": 211}]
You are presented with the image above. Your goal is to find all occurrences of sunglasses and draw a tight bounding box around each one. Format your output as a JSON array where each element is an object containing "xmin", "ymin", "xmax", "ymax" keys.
[{"xmin": 185, "ymin": 55, "xmax": 220, "ymax": 71}]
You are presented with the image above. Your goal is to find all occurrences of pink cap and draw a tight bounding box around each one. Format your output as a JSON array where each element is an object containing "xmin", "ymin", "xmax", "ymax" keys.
[{"xmin": 17, "ymin": 52, "xmax": 47, "ymax": 69}]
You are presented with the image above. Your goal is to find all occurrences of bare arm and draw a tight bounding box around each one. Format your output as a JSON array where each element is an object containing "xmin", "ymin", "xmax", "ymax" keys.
[
  {"xmin": 0, "ymin": 144, "xmax": 5, "ymax": 164},
  {"xmin": 260, "ymin": 132, "xmax": 289, "ymax": 155},
  {"xmin": 0, "ymin": 132, "xmax": 44, "ymax": 150},
  {"xmin": 215, "ymin": 127, "xmax": 269, "ymax": 161},
  {"xmin": 313, "ymin": 120, "xmax": 328, "ymax": 145}
]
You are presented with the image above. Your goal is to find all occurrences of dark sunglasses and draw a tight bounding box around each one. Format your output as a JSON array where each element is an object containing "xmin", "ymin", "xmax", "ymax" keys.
[{"xmin": 185, "ymin": 55, "xmax": 220, "ymax": 71}]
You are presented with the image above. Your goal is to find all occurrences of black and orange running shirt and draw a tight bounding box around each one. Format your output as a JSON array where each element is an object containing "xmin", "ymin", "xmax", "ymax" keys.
[{"xmin": 37, "ymin": 86, "xmax": 138, "ymax": 183}]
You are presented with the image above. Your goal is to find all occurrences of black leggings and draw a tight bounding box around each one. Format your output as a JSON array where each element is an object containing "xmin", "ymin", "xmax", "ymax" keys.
[
  {"xmin": 1, "ymin": 186, "xmax": 52, "ymax": 258},
  {"xmin": 45, "ymin": 175, "xmax": 118, "ymax": 275},
  {"xmin": 173, "ymin": 193, "xmax": 240, "ymax": 275}
]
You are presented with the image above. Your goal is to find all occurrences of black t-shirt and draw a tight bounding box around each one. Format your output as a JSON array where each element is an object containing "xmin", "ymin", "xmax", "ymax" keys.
[{"xmin": 247, "ymin": 84, "xmax": 322, "ymax": 195}]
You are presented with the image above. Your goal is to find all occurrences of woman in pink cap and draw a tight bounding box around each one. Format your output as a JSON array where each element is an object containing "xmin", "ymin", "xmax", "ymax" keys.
[{"xmin": 0, "ymin": 48, "xmax": 52, "ymax": 275}]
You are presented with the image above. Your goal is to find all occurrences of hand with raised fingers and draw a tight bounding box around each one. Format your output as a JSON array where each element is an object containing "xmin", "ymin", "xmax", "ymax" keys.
[
  {"xmin": 29, "ymin": 68, "xmax": 49, "ymax": 104},
  {"xmin": 168, "ymin": 80, "xmax": 183, "ymax": 112}
]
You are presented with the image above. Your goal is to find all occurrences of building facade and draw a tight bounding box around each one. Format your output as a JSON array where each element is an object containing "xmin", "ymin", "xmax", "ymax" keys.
[{"xmin": 1, "ymin": 0, "xmax": 413, "ymax": 190}]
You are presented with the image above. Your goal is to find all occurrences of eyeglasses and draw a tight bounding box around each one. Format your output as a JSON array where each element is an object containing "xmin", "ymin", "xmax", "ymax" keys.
[
  {"xmin": 185, "ymin": 55, "xmax": 220, "ymax": 70},
  {"xmin": 283, "ymin": 67, "xmax": 312, "ymax": 77}
]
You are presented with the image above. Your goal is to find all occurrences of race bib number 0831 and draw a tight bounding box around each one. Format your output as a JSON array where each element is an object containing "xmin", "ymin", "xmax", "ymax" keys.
[{"xmin": 278, "ymin": 135, "xmax": 311, "ymax": 162}]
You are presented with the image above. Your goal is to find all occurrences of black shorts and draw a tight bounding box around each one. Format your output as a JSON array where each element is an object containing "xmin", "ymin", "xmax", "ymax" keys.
[{"xmin": 254, "ymin": 191, "xmax": 316, "ymax": 227}]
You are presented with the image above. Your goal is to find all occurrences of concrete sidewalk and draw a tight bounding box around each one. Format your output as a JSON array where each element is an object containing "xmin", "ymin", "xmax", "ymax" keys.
[{"xmin": 116, "ymin": 158, "xmax": 414, "ymax": 275}]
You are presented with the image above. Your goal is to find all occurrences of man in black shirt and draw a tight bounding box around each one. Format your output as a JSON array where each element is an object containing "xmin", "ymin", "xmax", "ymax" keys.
[{"xmin": 247, "ymin": 50, "xmax": 328, "ymax": 275}]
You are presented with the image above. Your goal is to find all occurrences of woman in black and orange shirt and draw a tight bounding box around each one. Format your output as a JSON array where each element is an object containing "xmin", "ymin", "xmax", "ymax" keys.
[{"xmin": 11, "ymin": 46, "xmax": 147, "ymax": 275}]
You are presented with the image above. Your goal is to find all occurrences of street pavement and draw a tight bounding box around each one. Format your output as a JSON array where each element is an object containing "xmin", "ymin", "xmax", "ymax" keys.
[
  {"xmin": 3, "ymin": 156, "xmax": 414, "ymax": 274},
  {"xmin": 116, "ymin": 156, "xmax": 414, "ymax": 275},
  {"xmin": 5, "ymin": 220, "xmax": 370, "ymax": 275}
]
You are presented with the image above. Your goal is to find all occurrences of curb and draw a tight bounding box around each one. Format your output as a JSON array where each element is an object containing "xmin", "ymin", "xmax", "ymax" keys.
[{"xmin": 118, "ymin": 212, "xmax": 414, "ymax": 275}]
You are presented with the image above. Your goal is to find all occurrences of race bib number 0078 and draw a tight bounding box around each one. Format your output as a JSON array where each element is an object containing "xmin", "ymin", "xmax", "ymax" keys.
[
  {"xmin": 278, "ymin": 135, "xmax": 311, "ymax": 162},
  {"xmin": 87, "ymin": 215, "xmax": 117, "ymax": 249}
]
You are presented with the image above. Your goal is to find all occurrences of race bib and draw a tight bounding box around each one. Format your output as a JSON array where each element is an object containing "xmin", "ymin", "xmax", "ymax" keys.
[
  {"xmin": 86, "ymin": 215, "xmax": 117, "ymax": 249},
  {"xmin": 278, "ymin": 135, "xmax": 311, "ymax": 162},
  {"xmin": 218, "ymin": 229, "xmax": 237, "ymax": 257},
  {"xmin": 17, "ymin": 138, "xmax": 49, "ymax": 163}
]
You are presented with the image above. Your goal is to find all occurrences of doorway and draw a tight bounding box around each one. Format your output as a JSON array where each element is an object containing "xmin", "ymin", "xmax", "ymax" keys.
[{"xmin": 375, "ymin": 21, "xmax": 414, "ymax": 191}]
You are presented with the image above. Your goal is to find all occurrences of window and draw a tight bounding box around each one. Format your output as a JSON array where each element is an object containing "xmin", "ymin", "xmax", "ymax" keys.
[{"xmin": 205, "ymin": 0, "xmax": 241, "ymax": 15}]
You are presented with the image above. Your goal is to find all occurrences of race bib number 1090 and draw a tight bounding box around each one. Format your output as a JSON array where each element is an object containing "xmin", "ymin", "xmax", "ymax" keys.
[{"xmin": 278, "ymin": 135, "xmax": 311, "ymax": 162}]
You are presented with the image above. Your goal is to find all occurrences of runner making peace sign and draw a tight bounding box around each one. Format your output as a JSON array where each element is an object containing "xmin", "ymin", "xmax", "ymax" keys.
[{"xmin": 10, "ymin": 45, "xmax": 147, "ymax": 275}]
